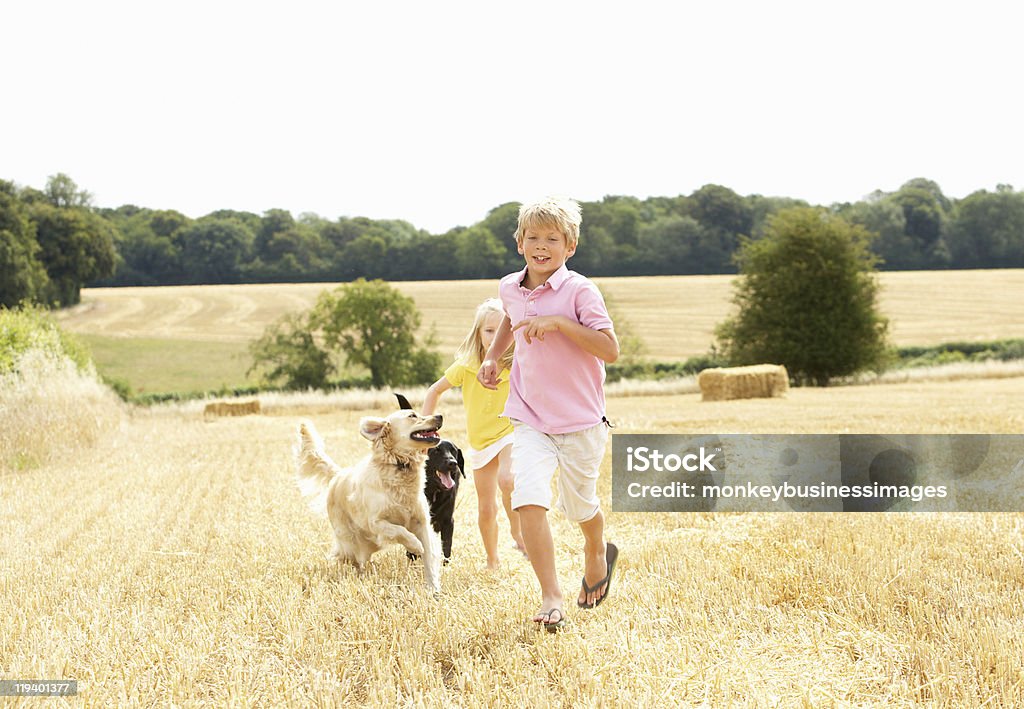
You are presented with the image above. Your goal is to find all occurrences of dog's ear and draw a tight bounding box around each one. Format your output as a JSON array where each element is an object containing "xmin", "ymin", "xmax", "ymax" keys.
[
  {"xmin": 359, "ymin": 416, "xmax": 389, "ymax": 441},
  {"xmin": 456, "ymin": 447, "xmax": 466, "ymax": 477},
  {"xmin": 394, "ymin": 393, "xmax": 413, "ymax": 410}
]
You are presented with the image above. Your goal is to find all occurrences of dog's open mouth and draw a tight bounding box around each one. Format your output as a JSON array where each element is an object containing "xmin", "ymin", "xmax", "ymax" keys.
[
  {"xmin": 435, "ymin": 470, "xmax": 455, "ymax": 489},
  {"xmin": 410, "ymin": 428, "xmax": 440, "ymax": 443}
]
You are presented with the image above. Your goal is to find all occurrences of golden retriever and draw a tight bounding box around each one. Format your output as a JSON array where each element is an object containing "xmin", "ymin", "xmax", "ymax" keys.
[{"xmin": 295, "ymin": 409, "xmax": 444, "ymax": 592}]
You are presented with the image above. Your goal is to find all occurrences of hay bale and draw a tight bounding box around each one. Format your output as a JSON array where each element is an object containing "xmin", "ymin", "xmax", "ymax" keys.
[
  {"xmin": 698, "ymin": 365, "xmax": 789, "ymax": 402},
  {"xmin": 203, "ymin": 400, "xmax": 262, "ymax": 418}
]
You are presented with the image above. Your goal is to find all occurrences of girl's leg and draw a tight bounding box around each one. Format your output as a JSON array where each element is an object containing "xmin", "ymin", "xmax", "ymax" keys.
[
  {"xmin": 473, "ymin": 456, "xmax": 501, "ymax": 569},
  {"xmin": 495, "ymin": 445, "xmax": 525, "ymax": 553}
]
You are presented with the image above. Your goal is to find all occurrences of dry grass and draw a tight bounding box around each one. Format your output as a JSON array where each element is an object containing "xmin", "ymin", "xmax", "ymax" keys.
[
  {"xmin": 0, "ymin": 351, "xmax": 124, "ymax": 474},
  {"xmin": 2, "ymin": 375, "xmax": 1024, "ymax": 705},
  {"xmin": 56, "ymin": 269, "xmax": 1024, "ymax": 361}
]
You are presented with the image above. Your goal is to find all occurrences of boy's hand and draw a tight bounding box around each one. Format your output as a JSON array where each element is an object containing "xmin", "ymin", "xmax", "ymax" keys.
[
  {"xmin": 513, "ymin": 316, "xmax": 564, "ymax": 345},
  {"xmin": 477, "ymin": 359, "xmax": 501, "ymax": 390}
]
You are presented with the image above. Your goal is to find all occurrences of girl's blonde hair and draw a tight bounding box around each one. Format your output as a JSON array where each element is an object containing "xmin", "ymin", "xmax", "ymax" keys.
[{"xmin": 456, "ymin": 298, "xmax": 514, "ymax": 371}]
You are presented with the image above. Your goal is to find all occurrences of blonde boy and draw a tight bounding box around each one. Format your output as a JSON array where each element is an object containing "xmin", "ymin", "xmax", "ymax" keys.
[{"xmin": 478, "ymin": 196, "xmax": 620, "ymax": 632}]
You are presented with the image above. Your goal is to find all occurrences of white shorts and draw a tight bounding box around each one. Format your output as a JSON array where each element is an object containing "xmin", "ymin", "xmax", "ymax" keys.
[
  {"xmin": 509, "ymin": 421, "xmax": 609, "ymax": 523},
  {"xmin": 468, "ymin": 433, "xmax": 514, "ymax": 470}
]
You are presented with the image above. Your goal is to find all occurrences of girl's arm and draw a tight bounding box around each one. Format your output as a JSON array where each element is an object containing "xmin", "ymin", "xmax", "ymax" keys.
[
  {"xmin": 477, "ymin": 313, "xmax": 514, "ymax": 390},
  {"xmin": 421, "ymin": 376, "xmax": 453, "ymax": 415}
]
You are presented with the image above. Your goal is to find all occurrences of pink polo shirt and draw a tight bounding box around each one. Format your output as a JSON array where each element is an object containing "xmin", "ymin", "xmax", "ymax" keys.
[{"xmin": 499, "ymin": 264, "xmax": 614, "ymax": 435}]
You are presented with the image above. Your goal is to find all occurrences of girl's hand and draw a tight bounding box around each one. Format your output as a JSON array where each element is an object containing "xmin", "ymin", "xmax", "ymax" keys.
[
  {"xmin": 513, "ymin": 316, "xmax": 564, "ymax": 344},
  {"xmin": 477, "ymin": 359, "xmax": 501, "ymax": 390}
]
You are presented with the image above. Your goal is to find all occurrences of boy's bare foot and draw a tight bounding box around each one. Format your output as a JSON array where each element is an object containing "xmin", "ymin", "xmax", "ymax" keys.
[
  {"xmin": 486, "ymin": 557, "xmax": 501, "ymax": 570},
  {"xmin": 511, "ymin": 539, "xmax": 529, "ymax": 559},
  {"xmin": 578, "ymin": 543, "xmax": 609, "ymax": 607},
  {"xmin": 531, "ymin": 594, "xmax": 564, "ymax": 623}
]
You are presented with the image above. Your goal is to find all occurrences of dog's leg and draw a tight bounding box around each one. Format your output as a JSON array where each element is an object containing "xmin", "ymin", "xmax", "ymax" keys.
[
  {"xmin": 411, "ymin": 505, "xmax": 442, "ymax": 593},
  {"xmin": 368, "ymin": 521, "xmax": 424, "ymax": 556},
  {"xmin": 439, "ymin": 519, "xmax": 454, "ymax": 562},
  {"xmin": 329, "ymin": 530, "xmax": 357, "ymax": 566}
]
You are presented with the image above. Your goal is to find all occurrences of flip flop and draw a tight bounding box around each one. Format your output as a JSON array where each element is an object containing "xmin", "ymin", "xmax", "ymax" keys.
[
  {"xmin": 542, "ymin": 607, "xmax": 566, "ymax": 633},
  {"xmin": 577, "ymin": 542, "xmax": 619, "ymax": 609}
]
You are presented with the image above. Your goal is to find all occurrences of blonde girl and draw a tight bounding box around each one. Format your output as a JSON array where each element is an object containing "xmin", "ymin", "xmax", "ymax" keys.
[{"xmin": 422, "ymin": 298, "xmax": 524, "ymax": 569}]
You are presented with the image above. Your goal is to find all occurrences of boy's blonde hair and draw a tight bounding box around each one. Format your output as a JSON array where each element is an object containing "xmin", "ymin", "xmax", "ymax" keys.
[
  {"xmin": 514, "ymin": 196, "xmax": 582, "ymax": 249},
  {"xmin": 456, "ymin": 298, "xmax": 514, "ymax": 371}
]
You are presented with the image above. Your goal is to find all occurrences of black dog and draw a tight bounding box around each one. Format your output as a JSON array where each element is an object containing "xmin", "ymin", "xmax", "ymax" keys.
[
  {"xmin": 395, "ymin": 394, "xmax": 465, "ymax": 563},
  {"xmin": 421, "ymin": 439, "xmax": 464, "ymax": 562}
]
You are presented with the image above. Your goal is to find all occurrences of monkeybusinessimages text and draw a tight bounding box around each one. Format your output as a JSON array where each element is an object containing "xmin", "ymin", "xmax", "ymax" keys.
[{"xmin": 624, "ymin": 446, "xmax": 949, "ymax": 503}]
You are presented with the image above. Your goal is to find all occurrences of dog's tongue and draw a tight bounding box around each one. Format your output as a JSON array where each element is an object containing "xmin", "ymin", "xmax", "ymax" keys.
[{"xmin": 437, "ymin": 470, "xmax": 455, "ymax": 490}]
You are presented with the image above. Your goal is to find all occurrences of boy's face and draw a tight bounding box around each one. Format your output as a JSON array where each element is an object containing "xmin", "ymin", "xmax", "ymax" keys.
[{"xmin": 518, "ymin": 223, "xmax": 576, "ymax": 280}]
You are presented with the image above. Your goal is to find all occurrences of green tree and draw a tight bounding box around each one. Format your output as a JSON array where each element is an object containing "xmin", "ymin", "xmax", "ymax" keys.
[
  {"xmin": 688, "ymin": 184, "xmax": 753, "ymax": 236},
  {"xmin": 177, "ymin": 218, "xmax": 254, "ymax": 284},
  {"xmin": 454, "ymin": 225, "xmax": 505, "ymax": 278},
  {"xmin": 248, "ymin": 312, "xmax": 333, "ymax": 390},
  {"xmin": 892, "ymin": 180, "xmax": 951, "ymax": 266},
  {"xmin": 43, "ymin": 173, "xmax": 93, "ymax": 208},
  {"xmin": 245, "ymin": 218, "xmax": 326, "ymax": 282},
  {"xmin": 338, "ymin": 234, "xmax": 388, "ymax": 279},
  {"xmin": 716, "ymin": 207, "xmax": 889, "ymax": 386},
  {"xmin": 0, "ymin": 181, "xmax": 50, "ymax": 307},
  {"xmin": 635, "ymin": 215, "xmax": 700, "ymax": 274},
  {"xmin": 841, "ymin": 197, "xmax": 913, "ymax": 269},
  {"xmin": 106, "ymin": 208, "xmax": 189, "ymax": 284},
  {"xmin": 311, "ymin": 279, "xmax": 441, "ymax": 387},
  {"xmin": 948, "ymin": 186, "xmax": 1024, "ymax": 268},
  {"xmin": 29, "ymin": 202, "xmax": 117, "ymax": 306}
]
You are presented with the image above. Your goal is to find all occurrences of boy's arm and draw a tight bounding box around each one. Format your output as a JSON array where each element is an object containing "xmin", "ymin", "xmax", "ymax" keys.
[
  {"xmin": 477, "ymin": 313, "xmax": 514, "ymax": 390},
  {"xmin": 421, "ymin": 376, "xmax": 453, "ymax": 415},
  {"xmin": 514, "ymin": 316, "xmax": 619, "ymax": 363}
]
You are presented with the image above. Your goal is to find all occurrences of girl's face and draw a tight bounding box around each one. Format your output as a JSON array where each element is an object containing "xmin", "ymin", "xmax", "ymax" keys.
[{"xmin": 480, "ymin": 311, "xmax": 503, "ymax": 352}]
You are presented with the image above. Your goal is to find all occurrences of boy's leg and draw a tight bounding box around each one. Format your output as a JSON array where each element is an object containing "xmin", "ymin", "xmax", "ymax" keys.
[
  {"xmin": 495, "ymin": 445, "xmax": 525, "ymax": 553},
  {"xmin": 472, "ymin": 457, "xmax": 501, "ymax": 569},
  {"xmin": 578, "ymin": 510, "xmax": 609, "ymax": 607},
  {"xmin": 510, "ymin": 423, "xmax": 562, "ymax": 622},
  {"xmin": 553, "ymin": 423, "xmax": 612, "ymax": 608},
  {"xmin": 518, "ymin": 505, "xmax": 563, "ymax": 622}
]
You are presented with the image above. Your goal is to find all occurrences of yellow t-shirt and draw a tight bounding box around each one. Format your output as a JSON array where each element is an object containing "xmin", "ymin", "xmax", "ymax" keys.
[{"xmin": 444, "ymin": 359, "xmax": 513, "ymax": 451}]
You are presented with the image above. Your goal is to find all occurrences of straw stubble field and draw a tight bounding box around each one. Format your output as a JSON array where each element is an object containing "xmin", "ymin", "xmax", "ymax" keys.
[{"xmin": 3, "ymin": 379, "xmax": 1024, "ymax": 706}]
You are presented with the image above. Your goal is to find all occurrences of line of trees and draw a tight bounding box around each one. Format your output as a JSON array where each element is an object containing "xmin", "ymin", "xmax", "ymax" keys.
[
  {"xmin": 1, "ymin": 176, "xmax": 116, "ymax": 307},
  {"xmin": 3, "ymin": 174, "xmax": 1024, "ymax": 308}
]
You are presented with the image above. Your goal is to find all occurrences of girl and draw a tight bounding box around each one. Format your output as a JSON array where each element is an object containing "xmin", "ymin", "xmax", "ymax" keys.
[{"xmin": 422, "ymin": 298, "xmax": 524, "ymax": 569}]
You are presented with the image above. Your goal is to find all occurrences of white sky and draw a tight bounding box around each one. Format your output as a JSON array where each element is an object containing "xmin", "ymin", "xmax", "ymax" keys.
[{"xmin": 3, "ymin": 0, "xmax": 1022, "ymax": 234}]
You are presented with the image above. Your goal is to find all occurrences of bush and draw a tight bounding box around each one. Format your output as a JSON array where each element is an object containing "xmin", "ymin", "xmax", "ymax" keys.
[
  {"xmin": 1, "ymin": 305, "xmax": 122, "ymax": 472},
  {"xmin": 0, "ymin": 304, "xmax": 92, "ymax": 374},
  {"xmin": 248, "ymin": 312, "xmax": 334, "ymax": 390},
  {"xmin": 893, "ymin": 338, "xmax": 1024, "ymax": 369},
  {"xmin": 312, "ymin": 279, "xmax": 441, "ymax": 388},
  {"xmin": 716, "ymin": 207, "xmax": 889, "ymax": 386}
]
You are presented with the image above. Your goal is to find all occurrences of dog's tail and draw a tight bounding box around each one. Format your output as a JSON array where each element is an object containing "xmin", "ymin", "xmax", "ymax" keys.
[{"xmin": 295, "ymin": 420, "xmax": 336, "ymax": 516}]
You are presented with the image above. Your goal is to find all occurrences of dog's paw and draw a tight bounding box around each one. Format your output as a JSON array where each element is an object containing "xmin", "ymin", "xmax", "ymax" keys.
[
  {"xmin": 404, "ymin": 539, "xmax": 425, "ymax": 556},
  {"xmin": 442, "ymin": 556, "xmax": 450, "ymax": 566}
]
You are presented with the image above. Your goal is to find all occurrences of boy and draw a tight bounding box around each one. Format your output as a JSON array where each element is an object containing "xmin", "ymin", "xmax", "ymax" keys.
[{"xmin": 478, "ymin": 196, "xmax": 620, "ymax": 632}]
